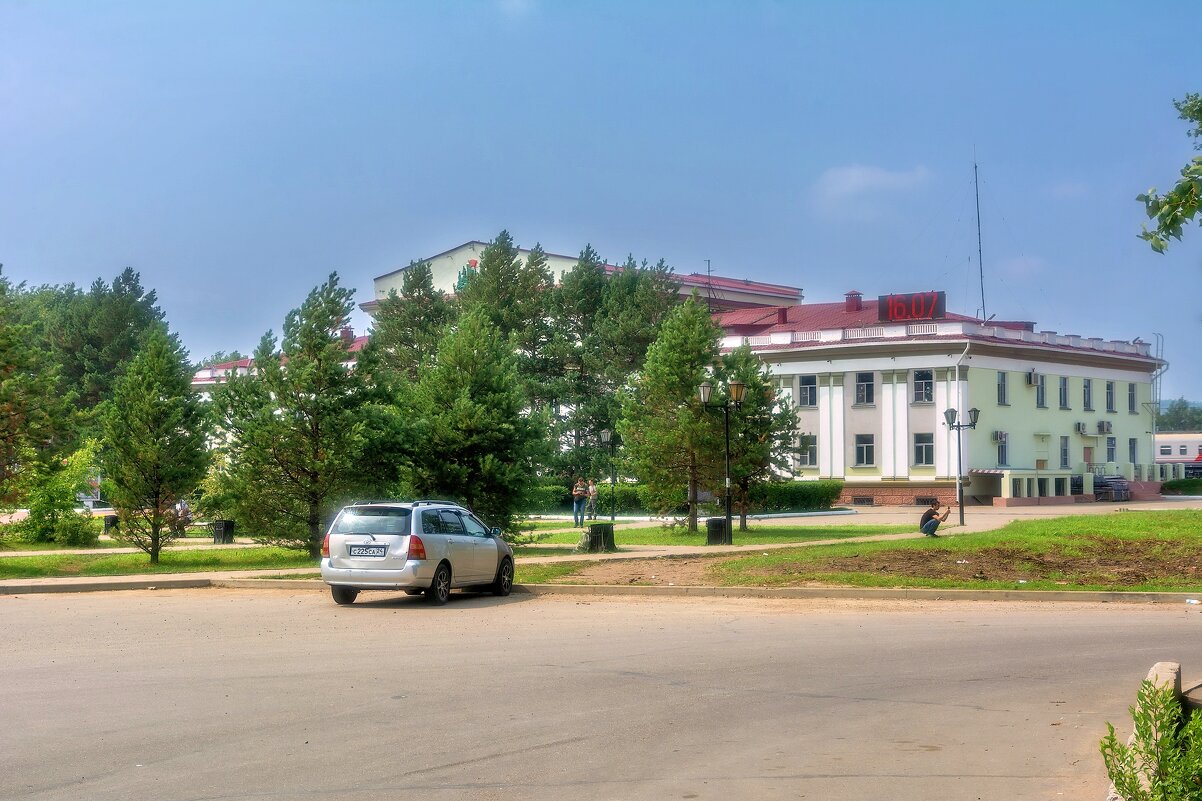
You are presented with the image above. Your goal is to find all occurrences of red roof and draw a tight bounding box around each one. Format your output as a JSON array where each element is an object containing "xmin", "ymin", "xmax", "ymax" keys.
[{"xmin": 717, "ymin": 301, "xmax": 981, "ymax": 335}]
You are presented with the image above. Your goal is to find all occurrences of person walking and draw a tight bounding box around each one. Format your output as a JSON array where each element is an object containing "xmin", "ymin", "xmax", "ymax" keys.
[
  {"xmin": 572, "ymin": 477, "xmax": 588, "ymax": 528},
  {"xmin": 586, "ymin": 480, "xmax": 598, "ymax": 520},
  {"xmin": 919, "ymin": 500, "xmax": 951, "ymax": 537}
]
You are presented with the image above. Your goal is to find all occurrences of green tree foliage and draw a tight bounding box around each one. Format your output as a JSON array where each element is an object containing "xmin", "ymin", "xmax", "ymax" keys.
[
  {"xmin": 194, "ymin": 350, "xmax": 245, "ymax": 368},
  {"xmin": 102, "ymin": 328, "xmax": 210, "ymax": 563},
  {"xmin": 9, "ymin": 440, "xmax": 100, "ymax": 546},
  {"xmin": 618, "ymin": 297, "xmax": 723, "ymax": 531},
  {"xmin": 0, "ymin": 274, "xmax": 73, "ymax": 504},
  {"xmin": 49, "ymin": 268, "xmax": 166, "ymax": 434},
  {"xmin": 366, "ymin": 261, "xmax": 454, "ymax": 380},
  {"xmin": 1157, "ymin": 398, "xmax": 1202, "ymax": 432},
  {"xmin": 1100, "ymin": 679, "xmax": 1202, "ymax": 801},
  {"xmin": 720, "ymin": 346, "xmax": 801, "ymax": 530},
  {"xmin": 214, "ymin": 273, "xmax": 368, "ymax": 557},
  {"xmin": 457, "ymin": 231, "xmax": 554, "ymax": 345},
  {"xmin": 1139, "ymin": 93, "xmax": 1202, "ymax": 254},
  {"xmin": 404, "ymin": 308, "xmax": 547, "ymax": 535}
]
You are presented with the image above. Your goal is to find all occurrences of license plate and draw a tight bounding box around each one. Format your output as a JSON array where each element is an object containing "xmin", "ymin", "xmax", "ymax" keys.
[{"xmin": 349, "ymin": 544, "xmax": 386, "ymax": 557}]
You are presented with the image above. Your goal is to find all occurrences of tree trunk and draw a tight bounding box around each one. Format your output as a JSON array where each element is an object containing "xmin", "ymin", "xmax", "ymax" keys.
[
  {"xmin": 149, "ymin": 522, "xmax": 160, "ymax": 564},
  {"xmin": 308, "ymin": 498, "xmax": 322, "ymax": 560},
  {"xmin": 686, "ymin": 460, "xmax": 698, "ymax": 532}
]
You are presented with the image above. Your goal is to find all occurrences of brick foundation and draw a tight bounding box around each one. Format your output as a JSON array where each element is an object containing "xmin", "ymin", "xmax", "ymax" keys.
[{"xmin": 838, "ymin": 485, "xmax": 959, "ymax": 507}]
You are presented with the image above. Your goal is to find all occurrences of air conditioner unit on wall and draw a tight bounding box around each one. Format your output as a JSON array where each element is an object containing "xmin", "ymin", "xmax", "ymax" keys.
[
  {"xmin": 1074, "ymin": 422, "xmax": 1088, "ymax": 435},
  {"xmin": 1026, "ymin": 370, "xmax": 1039, "ymax": 386},
  {"xmin": 992, "ymin": 430, "xmax": 1008, "ymax": 443},
  {"xmin": 1097, "ymin": 420, "xmax": 1112, "ymax": 434}
]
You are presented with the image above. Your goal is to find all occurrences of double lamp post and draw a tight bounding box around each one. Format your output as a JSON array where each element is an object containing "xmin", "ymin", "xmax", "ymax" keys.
[
  {"xmin": 943, "ymin": 406, "xmax": 980, "ymax": 527},
  {"xmin": 700, "ymin": 378, "xmax": 746, "ymax": 544}
]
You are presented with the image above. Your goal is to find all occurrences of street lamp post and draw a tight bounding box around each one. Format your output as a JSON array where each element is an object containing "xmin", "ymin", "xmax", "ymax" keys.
[
  {"xmin": 700, "ymin": 379, "xmax": 746, "ymax": 545},
  {"xmin": 943, "ymin": 406, "xmax": 981, "ymax": 527},
  {"xmin": 600, "ymin": 429, "xmax": 615, "ymax": 522}
]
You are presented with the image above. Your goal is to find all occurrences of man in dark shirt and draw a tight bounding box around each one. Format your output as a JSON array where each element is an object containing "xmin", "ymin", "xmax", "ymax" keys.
[{"xmin": 920, "ymin": 500, "xmax": 950, "ymax": 537}]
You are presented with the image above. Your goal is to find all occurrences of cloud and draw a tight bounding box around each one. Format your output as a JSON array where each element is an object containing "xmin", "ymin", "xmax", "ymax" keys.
[
  {"xmin": 809, "ymin": 164, "xmax": 931, "ymax": 221},
  {"xmin": 1046, "ymin": 180, "xmax": 1088, "ymax": 199},
  {"xmin": 497, "ymin": 0, "xmax": 536, "ymax": 16}
]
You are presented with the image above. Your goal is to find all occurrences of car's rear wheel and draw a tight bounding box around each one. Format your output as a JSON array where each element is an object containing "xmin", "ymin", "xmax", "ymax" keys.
[
  {"xmin": 492, "ymin": 558, "xmax": 514, "ymax": 597},
  {"xmin": 427, "ymin": 563, "xmax": 451, "ymax": 605},
  {"xmin": 331, "ymin": 586, "xmax": 359, "ymax": 605}
]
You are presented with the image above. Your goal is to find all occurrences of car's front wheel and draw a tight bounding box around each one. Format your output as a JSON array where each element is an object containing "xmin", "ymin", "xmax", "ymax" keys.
[
  {"xmin": 427, "ymin": 563, "xmax": 452, "ymax": 605},
  {"xmin": 492, "ymin": 558, "xmax": 514, "ymax": 597},
  {"xmin": 331, "ymin": 586, "xmax": 359, "ymax": 605}
]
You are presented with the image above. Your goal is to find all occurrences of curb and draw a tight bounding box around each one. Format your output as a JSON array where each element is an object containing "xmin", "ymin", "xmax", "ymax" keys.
[{"xmin": 9, "ymin": 575, "xmax": 1197, "ymax": 606}]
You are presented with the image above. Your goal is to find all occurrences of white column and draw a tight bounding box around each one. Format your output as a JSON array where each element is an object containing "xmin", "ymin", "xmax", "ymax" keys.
[
  {"xmin": 893, "ymin": 373, "xmax": 910, "ymax": 478},
  {"xmin": 819, "ymin": 374, "xmax": 845, "ymax": 478},
  {"xmin": 934, "ymin": 373, "xmax": 952, "ymax": 478},
  {"xmin": 880, "ymin": 374, "xmax": 896, "ymax": 478}
]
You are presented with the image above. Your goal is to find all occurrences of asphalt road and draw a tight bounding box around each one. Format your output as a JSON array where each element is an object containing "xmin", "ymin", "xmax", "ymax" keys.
[{"xmin": 3, "ymin": 589, "xmax": 1201, "ymax": 801}]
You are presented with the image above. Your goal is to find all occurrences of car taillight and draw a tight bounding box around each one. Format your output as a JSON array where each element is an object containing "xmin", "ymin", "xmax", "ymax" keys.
[
  {"xmin": 407, "ymin": 534, "xmax": 426, "ymax": 560},
  {"xmin": 321, "ymin": 533, "xmax": 330, "ymax": 558}
]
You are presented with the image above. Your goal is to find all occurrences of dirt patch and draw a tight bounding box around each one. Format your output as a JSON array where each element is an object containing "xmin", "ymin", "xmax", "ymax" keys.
[{"xmin": 547, "ymin": 534, "xmax": 1202, "ymax": 588}]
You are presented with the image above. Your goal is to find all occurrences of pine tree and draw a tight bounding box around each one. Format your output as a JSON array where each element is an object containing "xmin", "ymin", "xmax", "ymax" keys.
[
  {"xmin": 214, "ymin": 273, "xmax": 369, "ymax": 557},
  {"xmin": 720, "ymin": 346, "xmax": 800, "ymax": 530},
  {"xmin": 367, "ymin": 260, "xmax": 454, "ymax": 379},
  {"xmin": 102, "ymin": 328, "xmax": 209, "ymax": 563},
  {"xmin": 618, "ymin": 296, "xmax": 724, "ymax": 531},
  {"xmin": 457, "ymin": 230, "xmax": 553, "ymax": 344},
  {"xmin": 405, "ymin": 308, "xmax": 547, "ymax": 534}
]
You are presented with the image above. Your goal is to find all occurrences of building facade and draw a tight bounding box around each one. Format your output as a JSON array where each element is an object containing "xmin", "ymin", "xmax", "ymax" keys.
[
  {"xmin": 720, "ymin": 291, "xmax": 1164, "ymax": 506},
  {"xmin": 363, "ymin": 240, "xmax": 804, "ymax": 314}
]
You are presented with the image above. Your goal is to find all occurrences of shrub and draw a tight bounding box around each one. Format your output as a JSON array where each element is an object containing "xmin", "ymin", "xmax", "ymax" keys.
[
  {"xmin": 751, "ymin": 480, "xmax": 844, "ymax": 512},
  {"xmin": 1100, "ymin": 679, "xmax": 1202, "ymax": 800},
  {"xmin": 1161, "ymin": 478, "xmax": 1202, "ymax": 496}
]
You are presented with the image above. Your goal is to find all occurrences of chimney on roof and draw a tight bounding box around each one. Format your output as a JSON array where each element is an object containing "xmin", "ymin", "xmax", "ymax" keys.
[
  {"xmin": 340, "ymin": 326, "xmax": 354, "ymax": 346},
  {"xmin": 844, "ymin": 291, "xmax": 863, "ymax": 312},
  {"xmin": 776, "ymin": 307, "xmax": 788, "ymax": 324}
]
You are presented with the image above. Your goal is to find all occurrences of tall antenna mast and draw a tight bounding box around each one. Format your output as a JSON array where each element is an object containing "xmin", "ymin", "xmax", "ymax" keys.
[{"xmin": 974, "ymin": 160, "xmax": 986, "ymax": 321}]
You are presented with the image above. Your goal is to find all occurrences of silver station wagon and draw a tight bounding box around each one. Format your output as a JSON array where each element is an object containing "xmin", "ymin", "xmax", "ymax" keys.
[{"xmin": 320, "ymin": 501, "xmax": 514, "ymax": 605}]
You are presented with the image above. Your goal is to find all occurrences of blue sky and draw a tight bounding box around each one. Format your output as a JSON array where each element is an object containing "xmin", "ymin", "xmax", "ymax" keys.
[{"xmin": 2, "ymin": 1, "xmax": 1200, "ymax": 398}]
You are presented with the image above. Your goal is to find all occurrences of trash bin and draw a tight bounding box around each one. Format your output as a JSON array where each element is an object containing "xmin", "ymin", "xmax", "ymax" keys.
[
  {"xmin": 103, "ymin": 514, "xmax": 119, "ymax": 535},
  {"xmin": 211, "ymin": 519, "xmax": 235, "ymax": 544},
  {"xmin": 586, "ymin": 523, "xmax": 615, "ymax": 552},
  {"xmin": 706, "ymin": 517, "xmax": 727, "ymax": 545}
]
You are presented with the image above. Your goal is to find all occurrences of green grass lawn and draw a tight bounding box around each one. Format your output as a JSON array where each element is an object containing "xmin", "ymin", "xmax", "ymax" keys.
[
  {"xmin": 0, "ymin": 537, "xmax": 126, "ymax": 551},
  {"xmin": 0, "ymin": 547, "xmax": 316, "ymax": 579},
  {"xmin": 533, "ymin": 523, "xmax": 913, "ymax": 546},
  {"xmin": 515, "ymin": 562, "xmax": 595, "ymax": 584},
  {"xmin": 705, "ymin": 511, "xmax": 1202, "ymax": 592}
]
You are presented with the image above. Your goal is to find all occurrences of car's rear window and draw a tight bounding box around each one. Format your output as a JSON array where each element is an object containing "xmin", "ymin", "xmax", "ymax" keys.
[{"xmin": 333, "ymin": 508, "xmax": 411, "ymax": 536}]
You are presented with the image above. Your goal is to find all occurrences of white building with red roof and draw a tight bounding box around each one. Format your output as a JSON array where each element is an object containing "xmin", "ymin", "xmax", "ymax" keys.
[{"xmin": 717, "ymin": 290, "xmax": 1170, "ymax": 507}]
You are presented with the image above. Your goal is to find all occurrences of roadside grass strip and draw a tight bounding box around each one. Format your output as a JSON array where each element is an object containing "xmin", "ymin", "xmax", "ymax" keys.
[
  {"xmin": 533, "ymin": 523, "xmax": 912, "ymax": 546},
  {"xmin": 0, "ymin": 547, "xmax": 316, "ymax": 579},
  {"xmin": 515, "ymin": 562, "xmax": 596, "ymax": 585},
  {"xmin": 708, "ymin": 511, "xmax": 1202, "ymax": 592}
]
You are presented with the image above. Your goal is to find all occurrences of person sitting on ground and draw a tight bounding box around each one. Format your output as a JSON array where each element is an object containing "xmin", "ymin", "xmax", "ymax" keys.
[{"xmin": 919, "ymin": 500, "xmax": 951, "ymax": 537}]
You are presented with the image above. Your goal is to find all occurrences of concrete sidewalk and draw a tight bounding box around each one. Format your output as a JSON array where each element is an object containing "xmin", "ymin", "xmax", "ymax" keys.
[{"xmin": 3, "ymin": 497, "xmax": 1200, "ymax": 596}]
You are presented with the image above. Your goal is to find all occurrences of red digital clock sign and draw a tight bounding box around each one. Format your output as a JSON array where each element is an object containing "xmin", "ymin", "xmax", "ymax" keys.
[{"xmin": 878, "ymin": 291, "xmax": 946, "ymax": 322}]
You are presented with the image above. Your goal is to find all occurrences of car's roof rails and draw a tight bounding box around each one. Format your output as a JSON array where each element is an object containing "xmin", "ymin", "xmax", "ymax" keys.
[{"xmin": 409, "ymin": 499, "xmax": 463, "ymax": 508}]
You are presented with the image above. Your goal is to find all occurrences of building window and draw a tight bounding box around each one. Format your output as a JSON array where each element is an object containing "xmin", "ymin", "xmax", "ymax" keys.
[
  {"xmin": 997, "ymin": 371, "xmax": 1009, "ymax": 405},
  {"xmin": 1106, "ymin": 436, "xmax": 1117, "ymax": 463},
  {"xmin": 855, "ymin": 372, "xmax": 875, "ymax": 405},
  {"xmin": 855, "ymin": 434, "xmax": 875, "ymax": 466},
  {"xmin": 997, "ymin": 438, "xmax": 1009, "ymax": 466},
  {"xmin": 1160, "ymin": 445, "xmax": 1172, "ymax": 456},
  {"xmin": 1106, "ymin": 381, "xmax": 1116, "ymax": 413},
  {"xmin": 798, "ymin": 435, "xmax": 817, "ymax": 467},
  {"xmin": 773, "ymin": 376, "xmax": 795, "ymax": 406},
  {"xmin": 1060, "ymin": 436, "xmax": 1070, "ymax": 469},
  {"xmin": 1059, "ymin": 376, "xmax": 1070, "ymax": 409},
  {"xmin": 1129, "ymin": 438, "xmax": 1138, "ymax": 465},
  {"xmin": 1128, "ymin": 383, "xmax": 1137, "ymax": 413},
  {"xmin": 912, "ymin": 370, "xmax": 933, "ymax": 404},
  {"xmin": 913, "ymin": 433, "xmax": 934, "ymax": 466},
  {"xmin": 1083, "ymin": 379, "xmax": 1093, "ymax": 411},
  {"xmin": 1035, "ymin": 373, "xmax": 1047, "ymax": 408},
  {"xmin": 1198, "ymin": 445, "xmax": 1202, "ymax": 456},
  {"xmin": 798, "ymin": 375, "xmax": 817, "ymax": 407}
]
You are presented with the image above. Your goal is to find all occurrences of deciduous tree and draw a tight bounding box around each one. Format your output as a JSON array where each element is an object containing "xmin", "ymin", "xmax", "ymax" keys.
[{"xmin": 1139, "ymin": 93, "xmax": 1202, "ymax": 254}]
